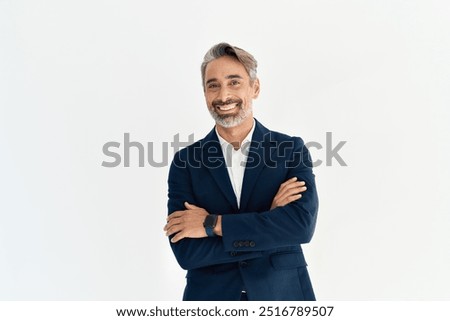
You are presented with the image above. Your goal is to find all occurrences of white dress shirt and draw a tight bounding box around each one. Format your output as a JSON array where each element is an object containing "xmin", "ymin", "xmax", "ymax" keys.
[{"xmin": 215, "ymin": 120, "xmax": 256, "ymax": 208}]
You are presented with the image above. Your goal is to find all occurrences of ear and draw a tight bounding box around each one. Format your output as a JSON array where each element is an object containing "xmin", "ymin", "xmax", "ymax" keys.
[{"xmin": 252, "ymin": 78, "xmax": 260, "ymax": 99}]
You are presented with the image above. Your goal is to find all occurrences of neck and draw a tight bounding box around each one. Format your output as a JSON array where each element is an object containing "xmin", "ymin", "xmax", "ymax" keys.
[{"xmin": 216, "ymin": 117, "xmax": 254, "ymax": 150}]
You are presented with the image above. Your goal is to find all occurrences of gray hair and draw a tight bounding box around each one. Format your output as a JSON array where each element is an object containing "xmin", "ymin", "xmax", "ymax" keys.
[{"xmin": 201, "ymin": 42, "xmax": 258, "ymax": 90}]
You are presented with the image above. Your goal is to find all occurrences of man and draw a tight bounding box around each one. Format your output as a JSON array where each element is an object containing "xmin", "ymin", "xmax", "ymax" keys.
[{"xmin": 164, "ymin": 43, "xmax": 319, "ymax": 301}]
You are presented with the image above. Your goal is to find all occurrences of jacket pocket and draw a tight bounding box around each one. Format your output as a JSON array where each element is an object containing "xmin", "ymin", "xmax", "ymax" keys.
[{"xmin": 270, "ymin": 252, "xmax": 307, "ymax": 270}]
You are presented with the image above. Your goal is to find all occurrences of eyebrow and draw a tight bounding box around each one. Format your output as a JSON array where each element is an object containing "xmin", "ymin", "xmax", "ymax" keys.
[{"xmin": 205, "ymin": 74, "xmax": 243, "ymax": 85}]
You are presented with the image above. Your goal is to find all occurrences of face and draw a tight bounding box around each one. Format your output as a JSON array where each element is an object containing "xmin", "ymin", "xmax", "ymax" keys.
[{"xmin": 204, "ymin": 56, "xmax": 260, "ymax": 128}]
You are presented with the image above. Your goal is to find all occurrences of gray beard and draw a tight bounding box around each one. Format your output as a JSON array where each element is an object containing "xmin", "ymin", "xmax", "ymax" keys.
[{"xmin": 208, "ymin": 105, "xmax": 252, "ymax": 128}]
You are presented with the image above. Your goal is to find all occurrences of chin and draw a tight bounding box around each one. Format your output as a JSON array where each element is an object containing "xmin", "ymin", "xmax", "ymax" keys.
[
  {"xmin": 209, "ymin": 106, "xmax": 252, "ymax": 128},
  {"xmin": 216, "ymin": 115, "xmax": 247, "ymax": 128}
]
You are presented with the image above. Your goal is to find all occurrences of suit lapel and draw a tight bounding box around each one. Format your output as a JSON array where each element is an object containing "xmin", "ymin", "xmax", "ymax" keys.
[
  {"xmin": 201, "ymin": 128, "xmax": 239, "ymax": 211},
  {"xmin": 240, "ymin": 120, "xmax": 275, "ymax": 211}
]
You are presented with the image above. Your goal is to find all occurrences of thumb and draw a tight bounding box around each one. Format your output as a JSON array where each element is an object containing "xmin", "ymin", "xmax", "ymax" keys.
[{"xmin": 184, "ymin": 202, "xmax": 200, "ymax": 209}]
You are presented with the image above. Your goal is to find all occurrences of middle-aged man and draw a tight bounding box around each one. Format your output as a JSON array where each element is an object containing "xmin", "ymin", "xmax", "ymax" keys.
[{"xmin": 164, "ymin": 43, "xmax": 319, "ymax": 301}]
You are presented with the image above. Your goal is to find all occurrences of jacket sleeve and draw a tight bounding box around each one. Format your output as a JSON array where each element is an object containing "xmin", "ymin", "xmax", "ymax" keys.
[
  {"xmin": 221, "ymin": 137, "xmax": 319, "ymax": 252},
  {"xmin": 167, "ymin": 151, "xmax": 263, "ymax": 270}
]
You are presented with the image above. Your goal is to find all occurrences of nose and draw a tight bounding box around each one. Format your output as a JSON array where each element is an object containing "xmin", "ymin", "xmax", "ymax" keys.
[{"xmin": 218, "ymin": 86, "xmax": 230, "ymax": 103}]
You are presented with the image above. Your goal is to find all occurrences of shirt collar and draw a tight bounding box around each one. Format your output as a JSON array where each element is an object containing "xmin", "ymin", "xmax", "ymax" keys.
[{"xmin": 215, "ymin": 119, "xmax": 256, "ymax": 150}]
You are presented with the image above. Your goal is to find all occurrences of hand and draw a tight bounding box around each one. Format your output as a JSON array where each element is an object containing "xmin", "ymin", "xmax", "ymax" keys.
[
  {"xmin": 164, "ymin": 202, "xmax": 209, "ymax": 243},
  {"xmin": 270, "ymin": 177, "xmax": 307, "ymax": 210}
]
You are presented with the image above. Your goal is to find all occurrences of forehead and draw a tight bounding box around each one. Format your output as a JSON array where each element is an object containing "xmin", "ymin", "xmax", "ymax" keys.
[{"xmin": 204, "ymin": 56, "xmax": 249, "ymax": 81}]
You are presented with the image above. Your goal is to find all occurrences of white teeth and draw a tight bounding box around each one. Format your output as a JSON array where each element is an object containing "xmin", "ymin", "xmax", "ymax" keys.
[{"xmin": 218, "ymin": 103, "xmax": 236, "ymax": 111}]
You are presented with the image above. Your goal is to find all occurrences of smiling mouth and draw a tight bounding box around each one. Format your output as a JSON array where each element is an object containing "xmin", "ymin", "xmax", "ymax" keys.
[{"xmin": 216, "ymin": 103, "xmax": 238, "ymax": 111}]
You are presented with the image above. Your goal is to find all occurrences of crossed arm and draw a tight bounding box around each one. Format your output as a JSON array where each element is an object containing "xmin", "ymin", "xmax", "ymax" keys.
[{"xmin": 164, "ymin": 177, "xmax": 307, "ymax": 242}]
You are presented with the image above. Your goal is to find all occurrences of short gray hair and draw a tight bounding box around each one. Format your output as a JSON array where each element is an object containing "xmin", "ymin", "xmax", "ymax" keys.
[{"xmin": 201, "ymin": 42, "xmax": 258, "ymax": 90}]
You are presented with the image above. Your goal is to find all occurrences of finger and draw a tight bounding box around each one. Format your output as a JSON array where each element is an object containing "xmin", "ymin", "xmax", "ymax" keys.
[
  {"xmin": 276, "ymin": 186, "xmax": 306, "ymax": 202},
  {"xmin": 166, "ymin": 224, "xmax": 183, "ymax": 237},
  {"xmin": 278, "ymin": 190, "xmax": 303, "ymax": 204},
  {"xmin": 289, "ymin": 193, "xmax": 302, "ymax": 201},
  {"xmin": 285, "ymin": 186, "xmax": 307, "ymax": 195},
  {"xmin": 278, "ymin": 177, "xmax": 296, "ymax": 193},
  {"xmin": 279, "ymin": 178, "xmax": 306, "ymax": 194},
  {"xmin": 283, "ymin": 182, "xmax": 306, "ymax": 192},
  {"xmin": 184, "ymin": 202, "xmax": 200, "ymax": 210},
  {"xmin": 167, "ymin": 211, "xmax": 184, "ymax": 222},
  {"xmin": 171, "ymin": 232, "xmax": 185, "ymax": 243},
  {"xmin": 273, "ymin": 182, "xmax": 303, "ymax": 204},
  {"xmin": 167, "ymin": 213, "xmax": 178, "ymax": 222},
  {"xmin": 283, "ymin": 177, "xmax": 297, "ymax": 185},
  {"xmin": 282, "ymin": 194, "xmax": 302, "ymax": 206},
  {"xmin": 165, "ymin": 217, "xmax": 183, "ymax": 232},
  {"xmin": 164, "ymin": 217, "xmax": 182, "ymax": 231},
  {"xmin": 279, "ymin": 177, "xmax": 297, "ymax": 190},
  {"xmin": 284, "ymin": 181, "xmax": 306, "ymax": 190},
  {"xmin": 278, "ymin": 194, "xmax": 302, "ymax": 207}
]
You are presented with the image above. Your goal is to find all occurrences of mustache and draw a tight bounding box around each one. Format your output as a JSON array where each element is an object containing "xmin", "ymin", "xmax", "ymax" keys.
[{"xmin": 212, "ymin": 98, "xmax": 243, "ymax": 108}]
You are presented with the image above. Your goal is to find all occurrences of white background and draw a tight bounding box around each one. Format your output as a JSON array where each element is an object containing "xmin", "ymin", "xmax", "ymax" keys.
[{"xmin": 1, "ymin": 0, "xmax": 449, "ymax": 300}]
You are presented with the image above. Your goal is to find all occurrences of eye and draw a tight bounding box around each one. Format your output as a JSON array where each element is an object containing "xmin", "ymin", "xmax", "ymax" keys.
[
  {"xmin": 230, "ymin": 80, "xmax": 240, "ymax": 86},
  {"xmin": 207, "ymin": 83, "xmax": 219, "ymax": 90}
]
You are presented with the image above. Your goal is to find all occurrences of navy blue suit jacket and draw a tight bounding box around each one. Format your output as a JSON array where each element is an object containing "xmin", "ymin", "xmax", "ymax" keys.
[{"xmin": 167, "ymin": 119, "xmax": 319, "ymax": 300}]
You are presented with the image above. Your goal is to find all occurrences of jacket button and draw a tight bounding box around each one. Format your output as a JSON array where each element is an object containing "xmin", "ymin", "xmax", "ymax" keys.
[
  {"xmin": 249, "ymin": 241, "xmax": 255, "ymax": 247},
  {"xmin": 233, "ymin": 241, "xmax": 239, "ymax": 248},
  {"xmin": 239, "ymin": 261, "xmax": 248, "ymax": 268},
  {"xmin": 238, "ymin": 241, "xmax": 244, "ymax": 247},
  {"xmin": 244, "ymin": 241, "xmax": 250, "ymax": 247},
  {"xmin": 230, "ymin": 251, "xmax": 237, "ymax": 257}
]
